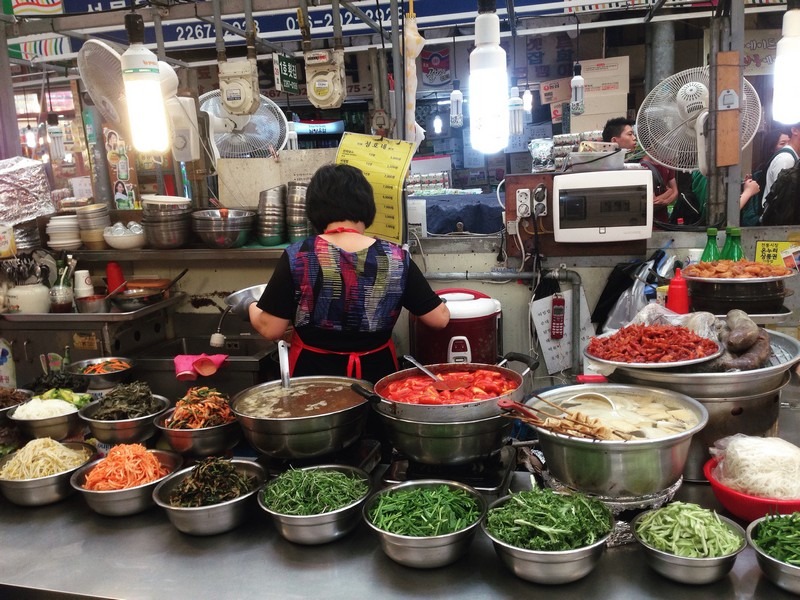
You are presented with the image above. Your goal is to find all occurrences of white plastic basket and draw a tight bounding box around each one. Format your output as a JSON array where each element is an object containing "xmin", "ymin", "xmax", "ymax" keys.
[{"xmin": 568, "ymin": 150, "xmax": 626, "ymax": 172}]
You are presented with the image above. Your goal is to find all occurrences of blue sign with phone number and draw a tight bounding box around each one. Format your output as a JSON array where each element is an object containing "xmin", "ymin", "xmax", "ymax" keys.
[{"xmin": 62, "ymin": 0, "xmax": 560, "ymax": 49}]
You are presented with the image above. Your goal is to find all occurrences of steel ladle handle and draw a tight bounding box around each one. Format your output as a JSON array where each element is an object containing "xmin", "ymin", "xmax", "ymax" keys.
[
  {"xmin": 277, "ymin": 340, "xmax": 291, "ymax": 389},
  {"xmin": 402, "ymin": 354, "xmax": 442, "ymax": 382}
]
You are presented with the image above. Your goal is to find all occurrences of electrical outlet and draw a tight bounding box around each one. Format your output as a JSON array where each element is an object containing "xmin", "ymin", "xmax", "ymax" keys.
[
  {"xmin": 533, "ymin": 184, "xmax": 547, "ymax": 217},
  {"xmin": 506, "ymin": 220, "xmax": 518, "ymax": 235},
  {"xmin": 516, "ymin": 188, "xmax": 531, "ymax": 218}
]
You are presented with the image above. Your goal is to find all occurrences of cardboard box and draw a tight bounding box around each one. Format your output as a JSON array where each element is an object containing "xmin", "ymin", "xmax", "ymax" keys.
[
  {"xmin": 539, "ymin": 77, "xmax": 571, "ymax": 105},
  {"xmin": 582, "ymin": 93, "xmax": 627, "ymax": 116},
  {"xmin": 570, "ymin": 111, "xmax": 622, "ymax": 134},
  {"xmin": 580, "ymin": 56, "xmax": 630, "ymax": 97}
]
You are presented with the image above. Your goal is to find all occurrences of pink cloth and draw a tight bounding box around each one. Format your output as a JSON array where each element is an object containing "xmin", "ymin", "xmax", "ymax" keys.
[{"xmin": 173, "ymin": 354, "xmax": 228, "ymax": 380}]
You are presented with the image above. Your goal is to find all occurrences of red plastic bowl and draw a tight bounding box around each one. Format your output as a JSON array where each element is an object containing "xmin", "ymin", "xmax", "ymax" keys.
[{"xmin": 704, "ymin": 457, "xmax": 800, "ymax": 523}]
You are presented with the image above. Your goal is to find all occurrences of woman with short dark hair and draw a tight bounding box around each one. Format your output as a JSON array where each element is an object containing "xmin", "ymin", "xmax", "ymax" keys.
[{"xmin": 235, "ymin": 163, "xmax": 450, "ymax": 383}]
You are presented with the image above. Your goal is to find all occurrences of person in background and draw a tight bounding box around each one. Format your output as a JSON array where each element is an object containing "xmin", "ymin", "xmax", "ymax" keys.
[
  {"xmin": 739, "ymin": 129, "xmax": 791, "ymax": 225},
  {"xmin": 762, "ymin": 123, "xmax": 800, "ymax": 205},
  {"xmin": 232, "ymin": 163, "xmax": 450, "ymax": 384},
  {"xmin": 602, "ymin": 117, "xmax": 678, "ymax": 222}
]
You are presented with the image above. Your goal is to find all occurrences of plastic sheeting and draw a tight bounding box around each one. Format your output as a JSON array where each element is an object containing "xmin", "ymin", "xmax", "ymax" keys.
[{"xmin": 0, "ymin": 157, "xmax": 53, "ymax": 250}]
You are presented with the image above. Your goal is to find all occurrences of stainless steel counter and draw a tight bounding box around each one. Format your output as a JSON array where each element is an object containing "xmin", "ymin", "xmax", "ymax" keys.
[{"xmin": 1, "ymin": 405, "xmax": 799, "ymax": 600}]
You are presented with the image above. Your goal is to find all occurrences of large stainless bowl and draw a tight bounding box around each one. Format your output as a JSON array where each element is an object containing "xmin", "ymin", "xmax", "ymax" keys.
[
  {"xmin": 747, "ymin": 515, "xmax": 800, "ymax": 595},
  {"xmin": 67, "ymin": 357, "xmax": 134, "ymax": 389},
  {"xmin": 375, "ymin": 411, "xmax": 512, "ymax": 465},
  {"xmin": 0, "ymin": 389, "xmax": 33, "ymax": 423},
  {"xmin": 155, "ymin": 408, "xmax": 241, "ymax": 456},
  {"xmin": 224, "ymin": 284, "xmax": 266, "ymax": 309},
  {"xmin": 0, "ymin": 442, "xmax": 95, "ymax": 506},
  {"xmin": 258, "ymin": 465, "xmax": 371, "ymax": 545},
  {"xmin": 632, "ymin": 511, "xmax": 745, "ymax": 584},
  {"xmin": 231, "ymin": 376, "xmax": 369, "ymax": 459},
  {"xmin": 363, "ymin": 479, "xmax": 486, "ymax": 569},
  {"xmin": 8, "ymin": 404, "xmax": 84, "ymax": 441},
  {"xmin": 79, "ymin": 395, "xmax": 170, "ymax": 445},
  {"xmin": 70, "ymin": 449, "xmax": 182, "ymax": 516},
  {"xmin": 153, "ymin": 459, "xmax": 266, "ymax": 536},
  {"xmin": 482, "ymin": 494, "xmax": 612, "ymax": 584},
  {"xmin": 527, "ymin": 384, "xmax": 708, "ymax": 497}
]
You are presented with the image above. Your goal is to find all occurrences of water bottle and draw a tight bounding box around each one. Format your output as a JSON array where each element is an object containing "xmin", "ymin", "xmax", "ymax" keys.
[
  {"xmin": 719, "ymin": 226, "xmax": 733, "ymax": 261},
  {"xmin": 700, "ymin": 227, "xmax": 720, "ymax": 262},
  {"xmin": 720, "ymin": 227, "xmax": 745, "ymax": 261}
]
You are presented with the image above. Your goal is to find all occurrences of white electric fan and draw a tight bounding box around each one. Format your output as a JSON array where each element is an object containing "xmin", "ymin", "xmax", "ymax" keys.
[
  {"xmin": 199, "ymin": 89, "xmax": 288, "ymax": 159},
  {"xmin": 636, "ymin": 66, "xmax": 762, "ymax": 175},
  {"xmin": 76, "ymin": 39, "xmax": 129, "ymax": 129}
]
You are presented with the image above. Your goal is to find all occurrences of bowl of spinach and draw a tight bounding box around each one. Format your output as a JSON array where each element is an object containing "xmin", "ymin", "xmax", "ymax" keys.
[{"xmin": 481, "ymin": 486, "xmax": 613, "ymax": 584}]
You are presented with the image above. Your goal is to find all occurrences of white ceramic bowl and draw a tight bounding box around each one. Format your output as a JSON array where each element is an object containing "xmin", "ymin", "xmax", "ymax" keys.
[{"xmin": 103, "ymin": 231, "xmax": 146, "ymax": 250}]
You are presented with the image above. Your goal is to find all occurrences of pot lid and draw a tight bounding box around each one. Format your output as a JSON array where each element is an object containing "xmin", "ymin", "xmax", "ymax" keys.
[{"xmin": 440, "ymin": 293, "xmax": 501, "ymax": 319}]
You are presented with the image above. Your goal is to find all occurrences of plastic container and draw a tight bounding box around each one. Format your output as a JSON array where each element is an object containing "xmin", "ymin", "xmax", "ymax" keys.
[
  {"xmin": 700, "ymin": 227, "xmax": 720, "ymax": 262},
  {"xmin": 568, "ymin": 150, "xmax": 626, "ymax": 172}
]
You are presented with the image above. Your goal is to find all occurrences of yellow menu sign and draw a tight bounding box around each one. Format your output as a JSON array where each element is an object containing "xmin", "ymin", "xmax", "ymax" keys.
[
  {"xmin": 336, "ymin": 133, "xmax": 415, "ymax": 245},
  {"xmin": 755, "ymin": 240, "xmax": 795, "ymax": 266}
]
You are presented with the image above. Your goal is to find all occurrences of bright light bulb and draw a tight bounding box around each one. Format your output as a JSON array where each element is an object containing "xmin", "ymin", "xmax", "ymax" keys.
[
  {"xmin": 286, "ymin": 122, "xmax": 299, "ymax": 150},
  {"xmin": 774, "ymin": 9, "xmax": 800, "ymax": 124},
  {"xmin": 509, "ymin": 86, "xmax": 524, "ymax": 136},
  {"xmin": 522, "ymin": 89, "xmax": 533, "ymax": 112},
  {"xmin": 469, "ymin": 10, "xmax": 509, "ymax": 154},
  {"xmin": 450, "ymin": 80, "xmax": 463, "ymax": 128},
  {"xmin": 433, "ymin": 113, "xmax": 443, "ymax": 134},
  {"xmin": 570, "ymin": 63, "xmax": 585, "ymax": 116},
  {"xmin": 25, "ymin": 128, "xmax": 36, "ymax": 149}
]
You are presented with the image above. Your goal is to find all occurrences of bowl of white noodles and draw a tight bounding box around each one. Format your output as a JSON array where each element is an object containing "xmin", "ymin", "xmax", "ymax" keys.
[
  {"xmin": 8, "ymin": 397, "xmax": 84, "ymax": 440},
  {"xmin": 0, "ymin": 438, "xmax": 95, "ymax": 506}
]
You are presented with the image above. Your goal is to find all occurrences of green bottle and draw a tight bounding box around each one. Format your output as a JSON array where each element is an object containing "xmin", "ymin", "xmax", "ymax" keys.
[
  {"xmin": 719, "ymin": 227, "xmax": 733, "ymax": 261},
  {"xmin": 700, "ymin": 227, "xmax": 720, "ymax": 262},
  {"xmin": 720, "ymin": 227, "xmax": 745, "ymax": 261}
]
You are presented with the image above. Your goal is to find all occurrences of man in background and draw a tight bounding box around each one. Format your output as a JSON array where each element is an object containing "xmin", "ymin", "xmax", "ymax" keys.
[
  {"xmin": 602, "ymin": 117, "xmax": 678, "ymax": 223},
  {"xmin": 762, "ymin": 123, "xmax": 800, "ymax": 205}
]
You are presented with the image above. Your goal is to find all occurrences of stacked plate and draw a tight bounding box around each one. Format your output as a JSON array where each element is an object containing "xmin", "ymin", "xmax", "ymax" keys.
[
  {"xmin": 286, "ymin": 181, "xmax": 310, "ymax": 242},
  {"xmin": 46, "ymin": 215, "xmax": 81, "ymax": 251},
  {"xmin": 75, "ymin": 204, "xmax": 111, "ymax": 250},
  {"xmin": 257, "ymin": 185, "xmax": 286, "ymax": 246},
  {"xmin": 140, "ymin": 195, "xmax": 193, "ymax": 249}
]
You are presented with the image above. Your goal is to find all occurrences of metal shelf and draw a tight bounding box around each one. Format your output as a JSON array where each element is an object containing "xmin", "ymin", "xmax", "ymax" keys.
[
  {"xmin": 1, "ymin": 292, "xmax": 187, "ymax": 322},
  {"xmin": 72, "ymin": 246, "xmax": 285, "ymax": 262}
]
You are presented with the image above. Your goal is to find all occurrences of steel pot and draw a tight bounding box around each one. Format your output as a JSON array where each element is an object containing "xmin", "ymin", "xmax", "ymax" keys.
[
  {"xmin": 375, "ymin": 412, "xmax": 512, "ymax": 465},
  {"xmin": 230, "ymin": 376, "xmax": 370, "ymax": 459},
  {"xmin": 360, "ymin": 352, "xmax": 538, "ymax": 423},
  {"xmin": 527, "ymin": 384, "xmax": 708, "ymax": 498}
]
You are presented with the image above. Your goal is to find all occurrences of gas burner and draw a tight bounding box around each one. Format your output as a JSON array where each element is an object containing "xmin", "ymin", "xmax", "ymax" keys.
[
  {"xmin": 383, "ymin": 445, "xmax": 515, "ymax": 498},
  {"xmin": 256, "ymin": 438, "xmax": 382, "ymax": 477}
]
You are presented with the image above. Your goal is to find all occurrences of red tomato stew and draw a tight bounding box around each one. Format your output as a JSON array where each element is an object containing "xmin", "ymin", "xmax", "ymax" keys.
[{"xmin": 382, "ymin": 370, "xmax": 519, "ymax": 405}]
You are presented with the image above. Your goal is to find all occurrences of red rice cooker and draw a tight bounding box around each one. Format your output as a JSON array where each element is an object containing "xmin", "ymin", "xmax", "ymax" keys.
[{"xmin": 410, "ymin": 288, "xmax": 501, "ymax": 364}]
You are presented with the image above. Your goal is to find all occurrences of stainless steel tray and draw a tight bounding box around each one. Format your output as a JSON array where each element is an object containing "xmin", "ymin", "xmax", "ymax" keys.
[
  {"xmin": 585, "ymin": 342, "xmax": 723, "ymax": 369},
  {"xmin": 0, "ymin": 292, "xmax": 186, "ymax": 322}
]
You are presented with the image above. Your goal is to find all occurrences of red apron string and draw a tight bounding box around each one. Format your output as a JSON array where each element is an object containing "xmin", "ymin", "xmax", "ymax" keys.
[{"xmin": 288, "ymin": 332, "xmax": 398, "ymax": 380}]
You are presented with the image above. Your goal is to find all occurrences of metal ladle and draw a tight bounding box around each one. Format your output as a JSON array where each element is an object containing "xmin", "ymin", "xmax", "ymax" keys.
[
  {"xmin": 403, "ymin": 355, "xmax": 469, "ymax": 391},
  {"xmin": 277, "ymin": 340, "xmax": 291, "ymax": 389}
]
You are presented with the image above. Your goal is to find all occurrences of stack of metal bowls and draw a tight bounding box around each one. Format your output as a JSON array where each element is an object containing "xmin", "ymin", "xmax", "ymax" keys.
[
  {"xmin": 286, "ymin": 181, "xmax": 310, "ymax": 242},
  {"xmin": 257, "ymin": 185, "xmax": 286, "ymax": 246},
  {"xmin": 191, "ymin": 209, "xmax": 256, "ymax": 249},
  {"xmin": 141, "ymin": 195, "xmax": 192, "ymax": 249}
]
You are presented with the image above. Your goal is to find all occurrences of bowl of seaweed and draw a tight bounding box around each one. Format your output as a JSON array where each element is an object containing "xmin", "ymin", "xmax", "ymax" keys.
[
  {"xmin": 29, "ymin": 371, "xmax": 89, "ymax": 394},
  {"xmin": 79, "ymin": 382, "xmax": 169, "ymax": 444}
]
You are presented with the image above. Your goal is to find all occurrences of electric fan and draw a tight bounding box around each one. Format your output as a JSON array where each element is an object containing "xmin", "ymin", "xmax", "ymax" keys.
[
  {"xmin": 199, "ymin": 90, "xmax": 288, "ymax": 159},
  {"xmin": 76, "ymin": 39, "xmax": 129, "ymax": 128},
  {"xmin": 636, "ymin": 66, "xmax": 762, "ymax": 175}
]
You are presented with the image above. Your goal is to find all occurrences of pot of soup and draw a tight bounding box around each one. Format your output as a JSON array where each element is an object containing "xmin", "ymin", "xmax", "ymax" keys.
[
  {"xmin": 230, "ymin": 376, "xmax": 371, "ymax": 459},
  {"xmin": 524, "ymin": 384, "xmax": 708, "ymax": 498},
  {"xmin": 353, "ymin": 352, "xmax": 538, "ymax": 424}
]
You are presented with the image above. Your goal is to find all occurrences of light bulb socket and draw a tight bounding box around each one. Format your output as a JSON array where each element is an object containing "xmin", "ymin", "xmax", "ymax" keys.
[
  {"xmin": 47, "ymin": 113, "xmax": 59, "ymax": 126},
  {"xmin": 477, "ymin": 0, "xmax": 496, "ymax": 14},
  {"xmin": 573, "ymin": 62, "xmax": 582, "ymax": 76},
  {"xmin": 125, "ymin": 12, "xmax": 145, "ymax": 44},
  {"xmin": 453, "ymin": 79, "xmax": 460, "ymax": 91}
]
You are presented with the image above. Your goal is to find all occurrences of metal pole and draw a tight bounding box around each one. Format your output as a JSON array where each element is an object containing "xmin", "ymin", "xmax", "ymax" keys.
[
  {"xmin": 726, "ymin": 0, "xmax": 745, "ymax": 226},
  {"xmin": 0, "ymin": 24, "xmax": 22, "ymax": 159},
  {"xmin": 390, "ymin": 0, "xmax": 404, "ymax": 139},
  {"xmin": 707, "ymin": 17, "xmax": 722, "ymax": 226}
]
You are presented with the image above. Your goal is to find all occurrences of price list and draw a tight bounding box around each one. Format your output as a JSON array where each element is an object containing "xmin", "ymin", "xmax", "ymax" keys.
[{"xmin": 336, "ymin": 133, "xmax": 415, "ymax": 245}]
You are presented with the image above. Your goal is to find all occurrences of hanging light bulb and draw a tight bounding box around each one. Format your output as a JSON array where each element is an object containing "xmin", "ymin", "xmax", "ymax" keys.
[
  {"xmin": 121, "ymin": 12, "xmax": 169, "ymax": 153},
  {"xmin": 522, "ymin": 88, "xmax": 533, "ymax": 112},
  {"xmin": 25, "ymin": 126, "xmax": 36, "ymax": 149},
  {"xmin": 449, "ymin": 79, "xmax": 464, "ymax": 128},
  {"xmin": 433, "ymin": 112, "xmax": 443, "ymax": 135},
  {"xmin": 774, "ymin": 8, "xmax": 800, "ymax": 124},
  {"xmin": 48, "ymin": 125, "xmax": 66, "ymax": 161},
  {"xmin": 286, "ymin": 121, "xmax": 299, "ymax": 150},
  {"xmin": 570, "ymin": 62, "xmax": 585, "ymax": 116},
  {"xmin": 469, "ymin": 0, "xmax": 509, "ymax": 154},
  {"xmin": 508, "ymin": 86, "xmax": 524, "ymax": 136}
]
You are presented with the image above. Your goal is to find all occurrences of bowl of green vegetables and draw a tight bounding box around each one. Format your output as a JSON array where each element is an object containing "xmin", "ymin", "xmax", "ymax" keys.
[
  {"xmin": 258, "ymin": 464, "xmax": 371, "ymax": 545},
  {"xmin": 78, "ymin": 382, "xmax": 169, "ymax": 444},
  {"xmin": 363, "ymin": 479, "xmax": 487, "ymax": 569},
  {"xmin": 481, "ymin": 486, "xmax": 613, "ymax": 584},
  {"xmin": 747, "ymin": 513, "xmax": 800, "ymax": 595},
  {"xmin": 632, "ymin": 502, "xmax": 746, "ymax": 585},
  {"xmin": 153, "ymin": 457, "xmax": 266, "ymax": 536}
]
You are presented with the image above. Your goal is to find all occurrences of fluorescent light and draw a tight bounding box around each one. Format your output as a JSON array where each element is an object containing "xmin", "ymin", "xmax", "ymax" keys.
[
  {"xmin": 121, "ymin": 13, "xmax": 170, "ymax": 153},
  {"xmin": 468, "ymin": 1, "xmax": 508, "ymax": 154},
  {"xmin": 570, "ymin": 62, "xmax": 585, "ymax": 116},
  {"xmin": 509, "ymin": 86, "xmax": 524, "ymax": 135},
  {"xmin": 774, "ymin": 9, "xmax": 800, "ymax": 124},
  {"xmin": 449, "ymin": 79, "xmax": 464, "ymax": 127},
  {"xmin": 433, "ymin": 113, "xmax": 443, "ymax": 134},
  {"xmin": 522, "ymin": 88, "xmax": 533, "ymax": 112}
]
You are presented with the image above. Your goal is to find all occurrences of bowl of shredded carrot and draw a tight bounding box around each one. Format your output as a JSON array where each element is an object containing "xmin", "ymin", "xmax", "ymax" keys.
[
  {"xmin": 154, "ymin": 386, "xmax": 240, "ymax": 456},
  {"xmin": 69, "ymin": 444, "xmax": 182, "ymax": 516},
  {"xmin": 68, "ymin": 357, "xmax": 134, "ymax": 389}
]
